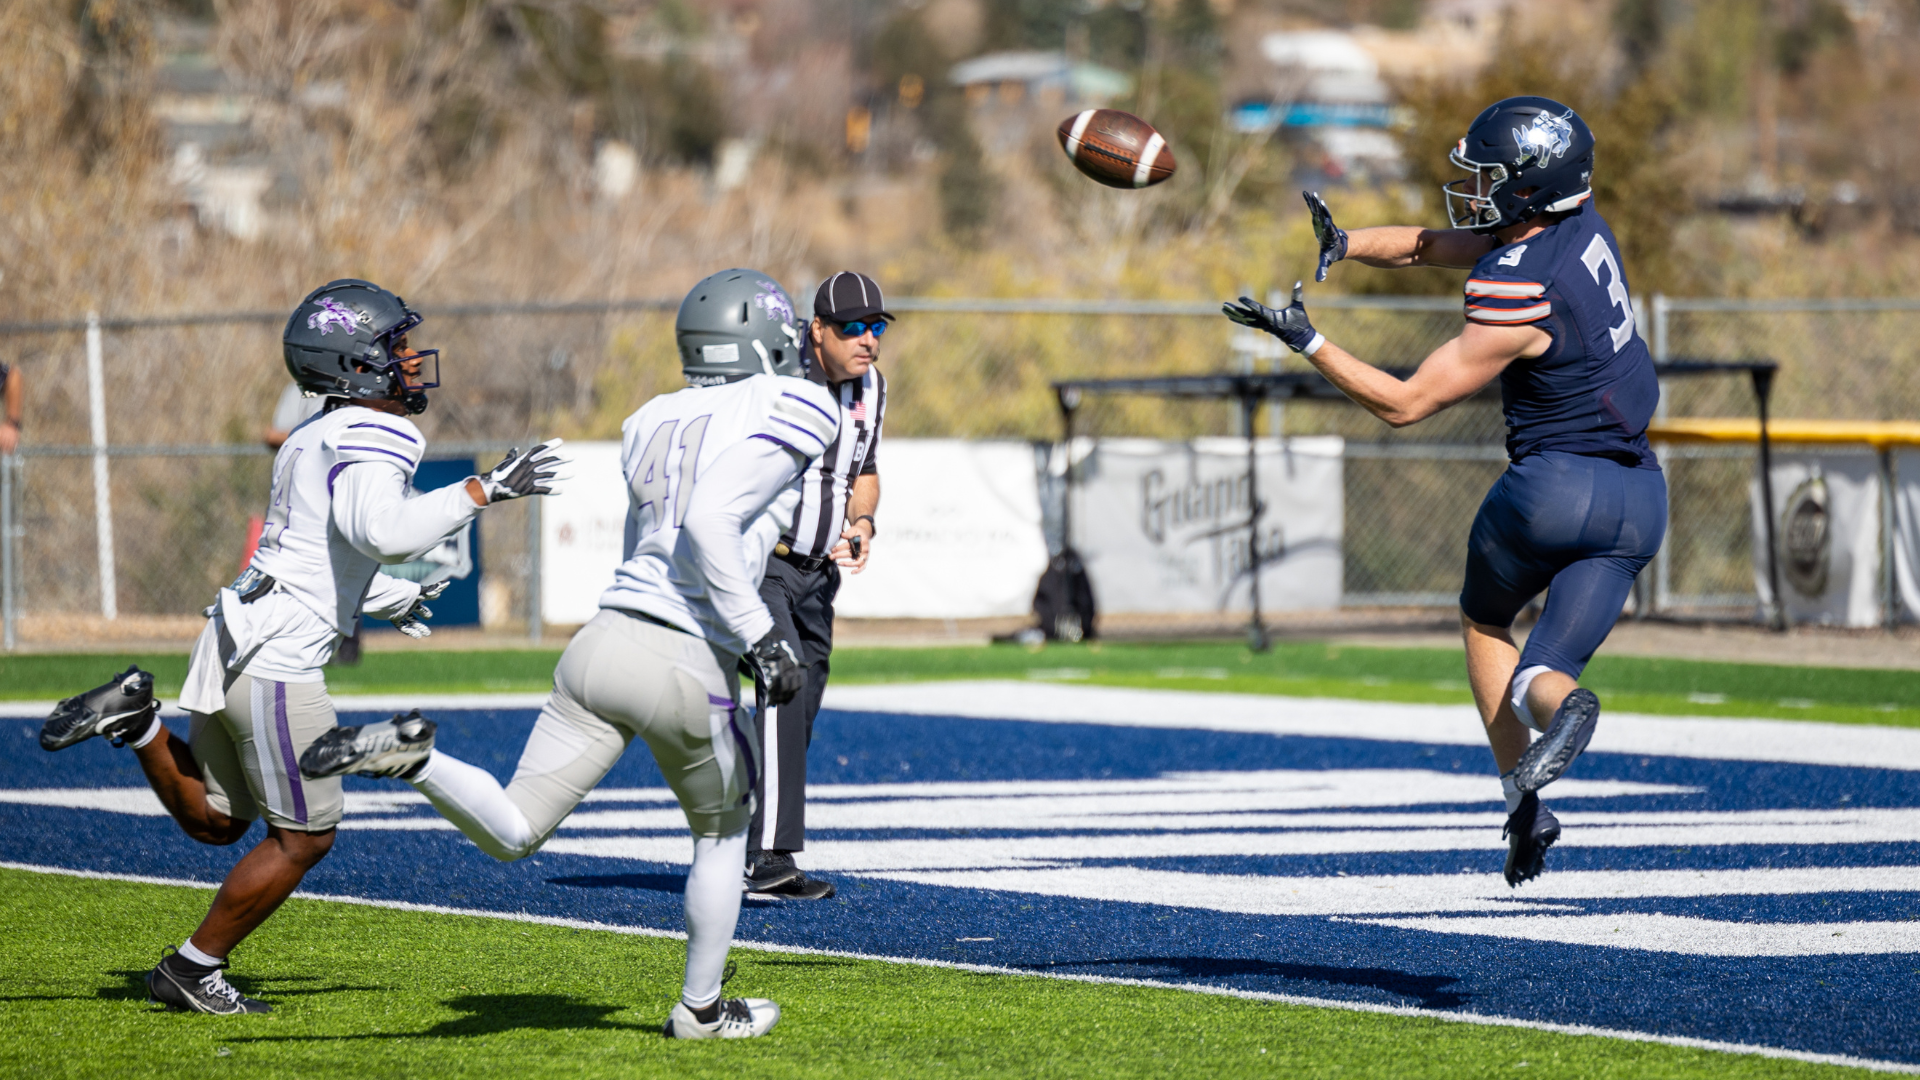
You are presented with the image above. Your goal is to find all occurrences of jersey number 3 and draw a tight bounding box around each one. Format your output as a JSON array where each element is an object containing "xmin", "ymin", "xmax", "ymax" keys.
[
  {"xmin": 1579, "ymin": 235, "xmax": 1635, "ymax": 354},
  {"xmin": 631, "ymin": 415, "xmax": 712, "ymax": 532}
]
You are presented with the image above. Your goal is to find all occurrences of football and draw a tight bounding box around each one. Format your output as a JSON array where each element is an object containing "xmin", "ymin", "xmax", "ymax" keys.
[{"xmin": 1056, "ymin": 109, "xmax": 1178, "ymax": 189}]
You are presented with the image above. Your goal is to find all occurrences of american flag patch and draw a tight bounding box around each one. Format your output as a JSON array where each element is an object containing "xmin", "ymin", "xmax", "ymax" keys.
[{"xmin": 850, "ymin": 401, "xmax": 868, "ymax": 422}]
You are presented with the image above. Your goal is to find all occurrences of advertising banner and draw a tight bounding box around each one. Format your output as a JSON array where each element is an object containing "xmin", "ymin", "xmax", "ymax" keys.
[
  {"xmin": 1073, "ymin": 437, "xmax": 1344, "ymax": 614},
  {"xmin": 1752, "ymin": 451, "xmax": 1882, "ymax": 627},
  {"xmin": 541, "ymin": 441, "xmax": 628, "ymax": 626},
  {"xmin": 833, "ymin": 440, "xmax": 1050, "ymax": 619}
]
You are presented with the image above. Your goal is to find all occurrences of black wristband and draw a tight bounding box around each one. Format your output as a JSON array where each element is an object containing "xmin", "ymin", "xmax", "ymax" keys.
[{"xmin": 853, "ymin": 514, "xmax": 875, "ymax": 533}]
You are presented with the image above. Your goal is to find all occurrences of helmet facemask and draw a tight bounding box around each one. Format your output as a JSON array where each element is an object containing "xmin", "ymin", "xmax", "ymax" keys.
[
  {"xmin": 1443, "ymin": 140, "xmax": 1510, "ymax": 231},
  {"xmin": 367, "ymin": 310, "xmax": 441, "ymax": 415}
]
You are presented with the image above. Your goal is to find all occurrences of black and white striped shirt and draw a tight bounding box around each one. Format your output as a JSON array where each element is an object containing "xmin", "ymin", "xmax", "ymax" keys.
[{"xmin": 783, "ymin": 367, "xmax": 886, "ymax": 559}]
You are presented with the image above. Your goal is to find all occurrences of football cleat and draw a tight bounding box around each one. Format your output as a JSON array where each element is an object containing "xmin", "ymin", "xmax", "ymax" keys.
[
  {"xmin": 41, "ymin": 666, "xmax": 158, "ymax": 751},
  {"xmin": 664, "ymin": 998, "xmax": 780, "ymax": 1039},
  {"xmin": 1513, "ymin": 688, "xmax": 1600, "ymax": 793},
  {"xmin": 743, "ymin": 851, "xmax": 805, "ymax": 895},
  {"xmin": 146, "ymin": 952, "xmax": 272, "ymax": 1015},
  {"xmin": 760, "ymin": 872, "xmax": 836, "ymax": 901},
  {"xmin": 1502, "ymin": 790, "xmax": 1561, "ymax": 887},
  {"xmin": 298, "ymin": 709, "xmax": 435, "ymax": 780}
]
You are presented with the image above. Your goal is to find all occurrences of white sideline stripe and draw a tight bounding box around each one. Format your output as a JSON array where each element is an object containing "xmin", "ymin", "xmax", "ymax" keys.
[
  {"xmin": 821, "ymin": 681, "xmax": 1920, "ymax": 772},
  {"xmin": 0, "ymin": 693, "xmax": 554, "ymax": 719},
  {"xmin": 1351, "ymin": 913, "xmax": 1920, "ymax": 957},
  {"xmin": 1, "ymin": 859, "xmax": 1912, "ymax": 1075}
]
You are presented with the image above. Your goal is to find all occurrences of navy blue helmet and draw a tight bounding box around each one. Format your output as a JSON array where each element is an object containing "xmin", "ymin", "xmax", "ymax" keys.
[
  {"xmin": 282, "ymin": 279, "xmax": 440, "ymax": 415},
  {"xmin": 1443, "ymin": 96, "xmax": 1595, "ymax": 233}
]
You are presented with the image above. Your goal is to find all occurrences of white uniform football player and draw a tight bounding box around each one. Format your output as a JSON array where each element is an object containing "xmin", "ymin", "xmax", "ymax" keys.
[
  {"xmin": 305, "ymin": 270, "xmax": 834, "ymax": 1039},
  {"xmin": 38, "ymin": 279, "xmax": 563, "ymax": 1015}
]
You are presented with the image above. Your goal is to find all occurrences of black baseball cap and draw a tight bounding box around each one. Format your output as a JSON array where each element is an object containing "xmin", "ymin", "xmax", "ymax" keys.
[{"xmin": 813, "ymin": 271, "xmax": 894, "ymax": 324}]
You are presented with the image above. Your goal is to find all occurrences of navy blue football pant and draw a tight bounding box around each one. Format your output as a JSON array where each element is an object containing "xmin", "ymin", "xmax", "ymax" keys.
[
  {"xmin": 1459, "ymin": 451, "xmax": 1668, "ymax": 680},
  {"xmin": 749, "ymin": 556, "xmax": 837, "ymax": 855}
]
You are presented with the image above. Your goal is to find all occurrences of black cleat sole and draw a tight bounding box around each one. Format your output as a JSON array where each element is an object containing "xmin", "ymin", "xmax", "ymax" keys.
[{"xmin": 1514, "ymin": 688, "xmax": 1600, "ymax": 793}]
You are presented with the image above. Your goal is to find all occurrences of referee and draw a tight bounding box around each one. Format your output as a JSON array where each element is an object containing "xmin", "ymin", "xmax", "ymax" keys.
[{"xmin": 744, "ymin": 271, "xmax": 889, "ymax": 900}]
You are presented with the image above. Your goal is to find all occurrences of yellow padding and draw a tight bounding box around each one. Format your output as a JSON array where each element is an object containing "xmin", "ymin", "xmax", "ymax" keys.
[{"xmin": 1647, "ymin": 418, "xmax": 1920, "ymax": 449}]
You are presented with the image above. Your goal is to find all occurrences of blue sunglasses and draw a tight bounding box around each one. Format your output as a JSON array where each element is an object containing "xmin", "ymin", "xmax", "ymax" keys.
[{"xmin": 834, "ymin": 319, "xmax": 888, "ymax": 338}]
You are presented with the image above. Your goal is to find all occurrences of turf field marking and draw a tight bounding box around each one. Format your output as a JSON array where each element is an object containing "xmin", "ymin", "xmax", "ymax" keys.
[
  {"xmin": 2, "ymin": 858, "xmax": 1913, "ymax": 1075},
  {"xmin": 1351, "ymin": 912, "xmax": 1920, "ymax": 955},
  {"xmin": 824, "ymin": 681, "xmax": 1920, "ymax": 770}
]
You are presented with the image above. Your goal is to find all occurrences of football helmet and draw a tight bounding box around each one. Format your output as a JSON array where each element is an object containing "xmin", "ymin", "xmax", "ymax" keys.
[
  {"xmin": 282, "ymin": 279, "xmax": 440, "ymax": 415},
  {"xmin": 675, "ymin": 269, "xmax": 806, "ymax": 386},
  {"xmin": 1443, "ymin": 96, "xmax": 1595, "ymax": 233}
]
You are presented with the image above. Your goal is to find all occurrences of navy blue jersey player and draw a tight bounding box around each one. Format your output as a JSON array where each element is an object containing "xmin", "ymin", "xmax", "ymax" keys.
[{"xmin": 1224, "ymin": 97, "xmax": 1665, "ymax": 886}]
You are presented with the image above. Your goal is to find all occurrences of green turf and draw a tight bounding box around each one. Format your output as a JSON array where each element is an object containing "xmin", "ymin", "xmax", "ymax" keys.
[
  {"xmin": 0, "ymin": 869, "xmax": 1855, "ymax": 1079},
  {"xmin": 8, "ymin": 640, "xmax": 1920, "ymax": 728}
]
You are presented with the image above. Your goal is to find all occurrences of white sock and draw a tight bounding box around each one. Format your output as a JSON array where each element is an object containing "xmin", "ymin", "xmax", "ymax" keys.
[
  {"xmin": 178, "ymin": 938, "xmax": 224, "ymax": 967},
  {"xmin": 1500, "ymin": 770, "xmax": 1523, "ymax": 814},
  {"xmin": 1509, "ymin": 665, "xmax": 1555, "ymax": 733},
  {"xmin": 127, "ymin": 715, "xmax": 164, "ymax": 750},
  {"xmin": 408, "ymin": 750, "xmax": 536, "ymax": 861},
  {"xmin": 682, "ymin": 827, "xmax": 749, "ymax": 1010}
]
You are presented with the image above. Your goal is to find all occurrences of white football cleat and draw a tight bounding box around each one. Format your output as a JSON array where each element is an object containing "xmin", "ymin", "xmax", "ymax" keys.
[
  {"xmin": 663, "ymin": 998, "xmax": 780, "ymax": 1039},
  {"xmin": 298, "ymin": 709, "xmax": 435, "ymax": 779}
]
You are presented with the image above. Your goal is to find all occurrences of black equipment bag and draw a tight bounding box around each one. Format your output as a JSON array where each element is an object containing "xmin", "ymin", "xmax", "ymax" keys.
[{"xmin": 1032, "ymin": 548, "xmax": 1097, "ymax": 642}]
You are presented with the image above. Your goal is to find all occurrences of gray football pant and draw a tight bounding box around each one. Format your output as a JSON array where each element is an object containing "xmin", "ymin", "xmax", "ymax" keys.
[
  {"xmin": 412, "ymin": 608, "xmax": 758, "ymax": 860},
  {"xmin": 192, "ymin": 674, "xmax": 343, "ymax": 832}
]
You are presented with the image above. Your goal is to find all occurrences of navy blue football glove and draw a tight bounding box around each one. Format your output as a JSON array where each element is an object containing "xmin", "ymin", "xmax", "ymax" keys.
[
  {"xmin": 1222, "ymin": 282, "xmax": 1324, "ymax": 356},
  {"xmin": 1305, "ymin": 191, "xmax": 1347, "ymax": 282}
]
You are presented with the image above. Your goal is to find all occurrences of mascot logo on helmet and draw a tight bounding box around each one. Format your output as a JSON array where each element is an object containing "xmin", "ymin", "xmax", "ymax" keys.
[
  {"xmin": 752, "ymin": 288, "xmax": 795, "ymax": 326},
  {"xmin": 1512, "ymin": 110, "xmax": 1575, "ymax": 166},
  {"xmin": 308, "ymin": 296, "xmax": 369, "ymax": 336}
]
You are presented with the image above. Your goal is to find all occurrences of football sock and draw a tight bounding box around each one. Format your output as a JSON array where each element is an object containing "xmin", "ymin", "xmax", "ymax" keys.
[
  {"xmin": 1501, "ymin": 770, "xmax": 1523, "ymax": 815},
  {"xmin": 1509, "ymin": 665, "xmax": 1554, "ymax": 732},
  {"xmin": 175, "ymin": 938, "xmax": 224, "ymax": 970},
  {"xmin": 682, "ymin": 827, "xmax": 749, "ymax": 1012},
  {"xmin": 127, "ymin": 715, "xmax": 164, "ymax": 750},
  {"xmin": 408, "ymin": 750, "xmax": 536, "ymax": 861}
]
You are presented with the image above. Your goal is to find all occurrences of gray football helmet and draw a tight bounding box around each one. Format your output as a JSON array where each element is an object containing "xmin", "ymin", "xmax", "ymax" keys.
[
  {"xmin": 675, "ymin": 269, "xmax": 806, "ymax": 386},
  {"xmin": 282, "ymin": 279, "xmax": 439, "ymax": 415}
]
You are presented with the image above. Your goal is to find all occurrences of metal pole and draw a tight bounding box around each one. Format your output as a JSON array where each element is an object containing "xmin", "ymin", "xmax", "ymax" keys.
[
  {"xmin": 1883, "ymin": 447, "xmax": 1898, "ymax": 629},
  {"xmin": 1057, "ymin": 387, "xmax": 1079, "ymax": 557},
  {"xmin": 2, "ymin": 453, "xmax": 14, "ymax": 651},
  {"xmin": 86, "ymin": 311, "xmax": 116, "ymax": 620},
  {"xmin": 1753, "ymin": 367, "xmax": 1785, "ymax": 632},
  {"xmin": 1243, "ymin": 389, "xmax": 1269, "ymax": 652},
  {"xmin": 526, "ymin": 494, "xmax": 543, "ymax": 645}
]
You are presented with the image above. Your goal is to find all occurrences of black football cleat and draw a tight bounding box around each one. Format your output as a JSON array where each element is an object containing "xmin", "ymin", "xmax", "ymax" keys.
[
  {"xmin": 298, "ymin": 710, "xmax": 436, "ymax": 779},
  {"xmin": 743, "ymin": 851, "xmax": 805, "ymax": 895},
  {"xmin": 42, "ymin": 666, "xmax": 158, "ymax": 751},
  {"xmin": 146, "ymin": 952, "xmax": 271, "ymax": 1015},
  {"xmin": 1502, "ymin": 791, "xmax": 1561, "ymax": 887},
  {"xmin": 761, "ymin": 872, "xmax": 837, "ymax": 901},
  {"xmin": 1513, "ymin": 688, "xmax": 1600, "ymax": 793}
]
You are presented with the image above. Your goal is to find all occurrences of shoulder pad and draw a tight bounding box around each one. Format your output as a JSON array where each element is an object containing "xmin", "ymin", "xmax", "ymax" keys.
[
  {"xmin": 761, "ymin": 379, "xmax": 840, "ymax": 457},
  {"xmin": 324, "ymin": 414, "xmax": 424, "ymax": 474}
]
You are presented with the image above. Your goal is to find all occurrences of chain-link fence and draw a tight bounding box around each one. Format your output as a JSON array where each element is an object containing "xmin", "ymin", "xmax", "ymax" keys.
[{"xmin": 0, "ymin": 294, "xmax": 1908, "ymax": 647}]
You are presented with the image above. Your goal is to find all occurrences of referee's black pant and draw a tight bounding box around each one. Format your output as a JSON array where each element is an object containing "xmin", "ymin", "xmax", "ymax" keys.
[{"xmin": 749, "ymin": 555, "xmax": 837, "ymax": 855}]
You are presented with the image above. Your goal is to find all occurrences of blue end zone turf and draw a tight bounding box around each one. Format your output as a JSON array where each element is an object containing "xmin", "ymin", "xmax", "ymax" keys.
[{"xmin": 4, "ymin": 693, "xmax": 1918, "ymax": 1064}]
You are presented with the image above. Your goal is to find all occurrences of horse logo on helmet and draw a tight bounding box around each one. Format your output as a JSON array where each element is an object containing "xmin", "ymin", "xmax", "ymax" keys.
[{"xmin": 1512, "ymin": 110, "xmax": 1576, "ymax": 166}]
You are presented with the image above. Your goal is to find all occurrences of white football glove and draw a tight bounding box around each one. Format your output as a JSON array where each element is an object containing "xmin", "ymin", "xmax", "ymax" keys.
[
  {"xmin": 480, "ymin": 439, "xmax": 567, "ymax": 503},
  {"xmin": 389, "ymin": 580, "xmax": 450, "ymax": 639}
]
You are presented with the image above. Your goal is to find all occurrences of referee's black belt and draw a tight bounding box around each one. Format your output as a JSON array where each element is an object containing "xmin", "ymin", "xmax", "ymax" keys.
[{"xmin": 773, "ymin": 542, "xmax": 830, "ymax": 573}]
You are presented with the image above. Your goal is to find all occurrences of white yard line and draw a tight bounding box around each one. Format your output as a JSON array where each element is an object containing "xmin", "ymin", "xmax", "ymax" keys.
[{"xmin": 1, "ymin": 859, "xmax": 1912, "ymax": 1074}]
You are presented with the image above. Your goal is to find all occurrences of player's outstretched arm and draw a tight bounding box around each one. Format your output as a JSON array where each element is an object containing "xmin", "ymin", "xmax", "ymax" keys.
[
  {"xmin": 1344, "ymin": 225, "xmax": 1495, "ymax": 270},
  {"xmin": 334, "ymin": 462, "xmax": 483, "ymax": 564},
  {"xmin": 1225, "ymin": 283, "xmax": 1547, "ymax": 427}
]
